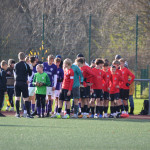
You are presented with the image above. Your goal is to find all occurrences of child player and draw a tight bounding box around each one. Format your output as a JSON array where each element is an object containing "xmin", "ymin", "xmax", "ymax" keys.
[
  {"xmin": 109, "ymin": 66, "xmax": 123, "ymax": 118},
  {"xmin": 43, "ymin": 55, "xmax": 57, "ymax": 117},
  {"xmin": 51, "ymin": 57, "xmax": 64, "ymax": 118},
  {"xmin": 76, "ymin": 57, "xmax": 95, "ymax": 118},
  {"xmin": 90, "ymin": 58, "xmax": 105, "ymax": 118},
  {"xmin": 0, "ymin": 60, "xmax": 8, "ymax": 117},
  {"xmin": 33, "ymin": 64, "xmax": 50, "ymax": 118},
  {"xmin": 119, "ymin": 58, "xmax": 135, "ymax": 117},
  {"xmin": 56, "ymin": 58, "xmax": 74, "ymax": 119},
  {"xmin": 103, "ymin": 62, "xmax": 111, "ymax": 118}
]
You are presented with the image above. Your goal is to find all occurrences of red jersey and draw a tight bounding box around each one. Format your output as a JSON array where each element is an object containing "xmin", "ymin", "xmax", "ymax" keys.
[
  {"xmin": 109, "ymin": 73, "xmax": 123, "ymax": 94},
  {"xmin": 120, "ymin": 67, "xmax": 135, "ymax": 89},
  {"xmin": 103, "ymin": 70, "xmax": 112, "ymax": 92},
  {"xmin": 80, "ymin": 65, "xmax": 96, "ymax": 87},
  {"xmin": 62, "ymin": 68, "xmax": 74, "ymax": 91},
  {"xmin": 91, "ymin": 68, "xmax": 105, "ymax": 90}
]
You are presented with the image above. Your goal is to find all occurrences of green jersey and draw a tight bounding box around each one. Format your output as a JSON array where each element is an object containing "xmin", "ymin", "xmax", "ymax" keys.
[{"xmin": 33, "ymin": 72, "xmax": 50, "ymax": 95}]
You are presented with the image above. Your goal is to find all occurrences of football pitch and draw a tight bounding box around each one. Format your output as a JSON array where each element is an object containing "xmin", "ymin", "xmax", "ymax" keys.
[{"xmin": 0, "ymin": 117, "xmax": 150, "ymax": 150}]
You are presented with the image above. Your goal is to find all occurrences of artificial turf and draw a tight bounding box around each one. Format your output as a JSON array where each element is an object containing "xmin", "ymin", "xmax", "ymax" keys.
[{"xmin": 0, "ymin": 117, "xmax": 150, "ymax": 150}]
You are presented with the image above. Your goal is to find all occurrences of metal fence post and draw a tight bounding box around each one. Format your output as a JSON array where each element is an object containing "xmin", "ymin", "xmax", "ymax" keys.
[
  {"xmin": 148, "ymin": 80, "xmax": 150, "ymax": 115},
  {"xmin": 89, "ymin": 14, "xmax": 91, "ymax": 65}
]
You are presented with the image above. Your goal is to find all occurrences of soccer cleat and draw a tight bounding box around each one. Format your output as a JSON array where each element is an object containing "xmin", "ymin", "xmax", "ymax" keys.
[
  {"xmin": 0, "ymin": 112, "xmax": 6, "ymax": 117},
  {"xmin": 51, "ymin": 114, "xmax": 57, "ymax": 118},
  {"xmin": 6, "ymin": 107, "xmax": 10, "ymax": 111},
  {"xmin": 72, "ymin": 114, "xmax": 78, "ymax": 118},
  {"xmin": 87, "ymin": 114, "xmax": 90, "ymax": 118},
  {"xmin": 109, "ymin": 114, "xmax": 114, "ymax": 118},
  {"xmin": 121, "ymin": 113, "xmax": 129, "ymax": 118},
  {"xmin": 10, "ymin": 107, "xmax": 14, "ymax": 111},
  {"xmin": 90, "ymin": 114, "xmax": 94, "ymax": 118},
  {"xmin": 26, "ymin": 114, "xmax": 34, "ymax": 119},
  {"xmin": 56, "ymin": 114, "xmax": 61, "ymax": 119},
  {"xmin": 15, "ymin": 114, "xmax": 21, "ymax": 118},
  {"xmin": 41, "ymin": 114, "xmax": 45, "ymax": 118},
  {"xmin": 82, "ymin": 114, "xmax": 87, "ymax": 119},
  {"xmin": 99, "ymin": 114, "xmax": 103, "ymax": 118},
  {"xmin": 78, "ymin": 114, "xmax": 83, "ymax": 118},
  {"xmin": 94, "ymin": 114, "xmax": 98, "ymax": 119},
  {"xmin": 116, "ymin": 112, "xmax": 121, "ymax": 118},
  {"xmin": 62, "ymin": 114, "xmax": 70, "ymax": 119},
  {"xmin": 31, "ymin": 111, "xmax": 37, "ymax": 116},
  {"xmin": 22, "ymin": 113, "xmax": 27, "ymax": 118},
  {"xmin": 104, "ymin": 114, "xmax": 108, "ymax": 118}
]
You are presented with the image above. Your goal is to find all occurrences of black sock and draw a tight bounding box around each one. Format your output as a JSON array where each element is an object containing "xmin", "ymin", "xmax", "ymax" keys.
[
  {"xmin": 110, "ymin": 106, "xmax": 114, "ymax": 114},
  {"xmin": 114, "ymin": 106, "xmax": 116, "ymax": 113},
  {"xmin": 124, "ymin": 105, "xmax": 128, "ymax": 112},
  {"xmin": 87, "ymin": 108, "xmax": 90, "ymax": 113},
  {"xmin": 58, "ymin": 108, "xmax": 62, "ymax": 113},
  {"xmin": 29, "ymin": 101, "xmax": 31, "ymax": 111},
  {"xmin": 67, "ymin": 109, "xmax": 70, "ymax": 115},
  {"xmin": 116, "ymin": 106, "xmax": 120, "ymax": 112},
  {"xmin": 15, "ymin": 100, "xmax": 20, "ymax": 114},
  {"xmin": 99, "ymin": 106, "xmax": 103, "ymax": 115},
  {"xmin": 91, "ymin": 107, "xmax": 94, "ymax": 115},
  {"xmin": 120, "ymin": 105, "xmax": 124, "ymax": 112},
  {"xmin": 104, "ymin": 107, "xmax": 108, "ymax": 113},
  {"xmin": 96, "ymin": 106, "xmax": 99, "ymax": 114},
  {"xmin": 84, "ymin": 105, "xmax": 88, "ymax": 113},
  {"xmin": 81, "ymin": 107, "xmax": 84, "ymax": 113},
  {"xmin": 25, "ymin": 101, "xmax": 30, "ymax": 115}
]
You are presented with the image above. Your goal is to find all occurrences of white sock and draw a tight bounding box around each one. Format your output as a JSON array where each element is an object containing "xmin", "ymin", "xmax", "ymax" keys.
[{"xmin": 24, "ymin": 110, "xmax": 27, "ymax": 114}]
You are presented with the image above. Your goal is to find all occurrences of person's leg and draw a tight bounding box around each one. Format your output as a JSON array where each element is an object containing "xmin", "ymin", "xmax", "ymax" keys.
[
  {"xmin": 129, "ymin": 95, "xmax": 134, "ymax": 114},
  {"xmin": 66, "ymin": 101, "xmax": 71, "ymax": 116},
  {"xmin": 90, "ymin": 98, "xmax": 95, "ymax": 117},
  {"xmin": 31, "ymin": 94, "xmax": 35, "ymax": 112},
  {"xmin": 0, "ymin": 91, "xmax": 5, "ymax": 111},
  {"xmin": 74, "ymin": 98, "xmax": 79, "ymax": 115},
  {"xmin": 36, "ymin": 94, "xmax": 41, "ymax": 117},
  {"xmin": 41, "ymin": 95, "xmax": 46, "ymax": 117}
]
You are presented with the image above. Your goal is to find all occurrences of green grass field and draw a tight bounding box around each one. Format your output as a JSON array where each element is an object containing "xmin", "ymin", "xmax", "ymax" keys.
[{"xmin": 0, "ymin": 117, "xmax": 150, "ymax": 150}]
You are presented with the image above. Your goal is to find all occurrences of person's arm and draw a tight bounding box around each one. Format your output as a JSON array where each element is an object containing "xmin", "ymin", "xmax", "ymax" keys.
[
  {"xmin": 27, "ymin": 64, "xmax": 32, "ymax": 76},
  {"xmin": 78, "ymin": 67, "xmax": 84, "ymax": 84},
  {"xmin": 126, "ymin": 70, "xmax": 135, "ymax": 86},
  {"xmin": 2, "ymin": 71, "xmax": 7, "ymax": 92},
  {"xmin": 32, "ymin": 74, "xmax": 36, "ymax": 86},
  {"xmin": 69, "ymin": 70, "xmax": 74, "ymax": 91},
  {"xmin": 53, "ymin": 66, "xmax": 57, "ymax": 88},
  {"xmin": 45, "ymin": 74, "xmax": 51, "ymax": 86}
]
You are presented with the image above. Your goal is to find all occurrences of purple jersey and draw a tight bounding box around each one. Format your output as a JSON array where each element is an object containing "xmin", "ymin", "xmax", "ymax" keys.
[
  {"xmin": 56, "ymin": 67, "xmax": 64, "ymax": 90},
  {"xmin": 43, "ymin": 62, "xmax": 57, "ymax": 87},
  {"xmin": 28, "ymin": 65, "xmax": 37, "ymax": 87}
]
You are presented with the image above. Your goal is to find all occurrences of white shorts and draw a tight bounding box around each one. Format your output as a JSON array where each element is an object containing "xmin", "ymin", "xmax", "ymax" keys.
[
  {"xmin": 55, "ymin": 90, "xmax": 60, "ymax": 98},
  {"xmin": 28, "ymin": 87, "xmax": 35, "ymax": 97},
  {"xmin": 46, "ymin": 87, "xmax": 54, "ymax": 96}
]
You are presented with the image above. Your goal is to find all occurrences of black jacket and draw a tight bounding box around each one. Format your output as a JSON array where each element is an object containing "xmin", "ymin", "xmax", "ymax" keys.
[
  {"xmin": 0, "ymin": 68, "xmax": 7, "ymax": 92},
  {"xmin": 14, "ymin": 61, "xmax": 32, "ymax": 83}
]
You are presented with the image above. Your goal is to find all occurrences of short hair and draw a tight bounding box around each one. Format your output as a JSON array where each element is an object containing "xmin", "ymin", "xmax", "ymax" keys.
[
  {"xmin": 54, "ymin": 58, "xmax": 61, "ymax": 63},
  {"xmin": 18, "ymin": 52, "xmax": 25, "ymax": 60},
  {"xmin": 25, "ymin": 56, "xmax": 29, "ymax": 62},
  {"xmin": 104, "ymin": 58, "xmax": 109, "ymax": 63},
  {"xmin": 36, "ymin": 64, "xmax": 43, "ymax": 69},
  {"xmin": 111, "ymin": 65, "xmax": 116, "ymax": 69},
  {"xmin": 76, "ymin": 53, "xmax": 84, "ymax": 58},
  {"xmin": 1, "ymin": 60, "xmax": 7, "ymax": 67},
  {"xmin": 95, "ymin": 58, "xmax": 104, "ymax": 65},
  {"xmin": 76, "ymin": 57, "xmax": 84, "ymax": 64},
  {"xmin": 112, "ymin": 60, "xmax": 120, "ymax": 65},
  {"xmin": 63, "ymin": 58, "xmax": 72, "ymax": 66},
  {"xmin": 30, "ymin": 56, "xmax": 36, "ymax": 63},
  {"xmin": 119, "ymin": 58, "xmax": 126, "ymax": 63},
  {"xmin": 8, "ymin": 59, "xmax": 15, "ymax": 66},
  {"xmin": 104, "ymin": 62, "xmax": 109, "ymax": 67},
  {"xmin": 48, "ymin": 55, "xmax": 54, "ymax": 59}
]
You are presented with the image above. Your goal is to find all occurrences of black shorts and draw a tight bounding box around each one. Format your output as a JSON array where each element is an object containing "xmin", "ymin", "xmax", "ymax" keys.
[
  {"xmin": 110, "ymin": 93, "xmax": 119, "ymax": 101},
  {"xmin": 14, "ymin": 81, "xmax": 29, "ymax": 98},
  {"xmin": 120, "ymin": 89, "xmax": 129, "ymax": 100},
  {"xmin": 72, "ymin": 87, "xmax": 80, "ymax": 99},
  {"xmin": 103, "ymin": 92, "xmax": 109, "ymax": 100},
  {"xmin": 91, "ymin": 89, "xmax": 103, "ymax": 100},
  {"xmin": 59, "ymin": 89, "xmax": 71, "ymax": 101},
  {"xmin": 80, "ymin": 86, "xmax": 90, "ymax": 98}
]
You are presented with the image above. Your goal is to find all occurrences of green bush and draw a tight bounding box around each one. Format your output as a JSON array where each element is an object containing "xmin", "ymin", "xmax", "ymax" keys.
[{"xmin": 141, "ymin": 87, "xmax": 149, "ymax": 99}]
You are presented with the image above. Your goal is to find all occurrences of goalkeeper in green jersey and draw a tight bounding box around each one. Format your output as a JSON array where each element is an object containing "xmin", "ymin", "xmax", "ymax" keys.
[{"xmin": 33, "ymin": 64, "xmax": 50, "ymax": 118}]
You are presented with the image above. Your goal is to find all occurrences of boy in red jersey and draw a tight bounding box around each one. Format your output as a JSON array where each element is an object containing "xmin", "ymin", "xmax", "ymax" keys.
[
  {"xmin": 91, "ymin": 58, "xmax": 105, "ymax": 118},
  {"xmin": 76, "ymin": 57, "xmax": 95, "ymax": 118},
  {"xmin": 103, "ymin": 62, "xmax": 111, "ymax": 118},
  {"xmin": 109, "ymin": 66, "xmax": 123, "ymax": 118},
  {"xmin": 119, "ymin": 58, "xmax": 135, "ymax": 116},
  {"xmin": 112, "ymin": 60, "xmax": 124, "ymax": 116},
  {"xmin": 56, "ymin": 58, "xmax": 74, "ymax": 119}
]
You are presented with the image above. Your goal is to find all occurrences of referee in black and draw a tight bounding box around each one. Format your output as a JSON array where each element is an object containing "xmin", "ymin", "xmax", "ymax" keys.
[{"xmin": 14, "ymin": 52, "xmax": 33, "ymax": 118}]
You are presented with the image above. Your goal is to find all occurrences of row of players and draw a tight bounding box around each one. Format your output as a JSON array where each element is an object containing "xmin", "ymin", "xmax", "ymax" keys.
[{"xmin": 0, "ymin": 53, "xmax": 135, "ymax": 118}]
